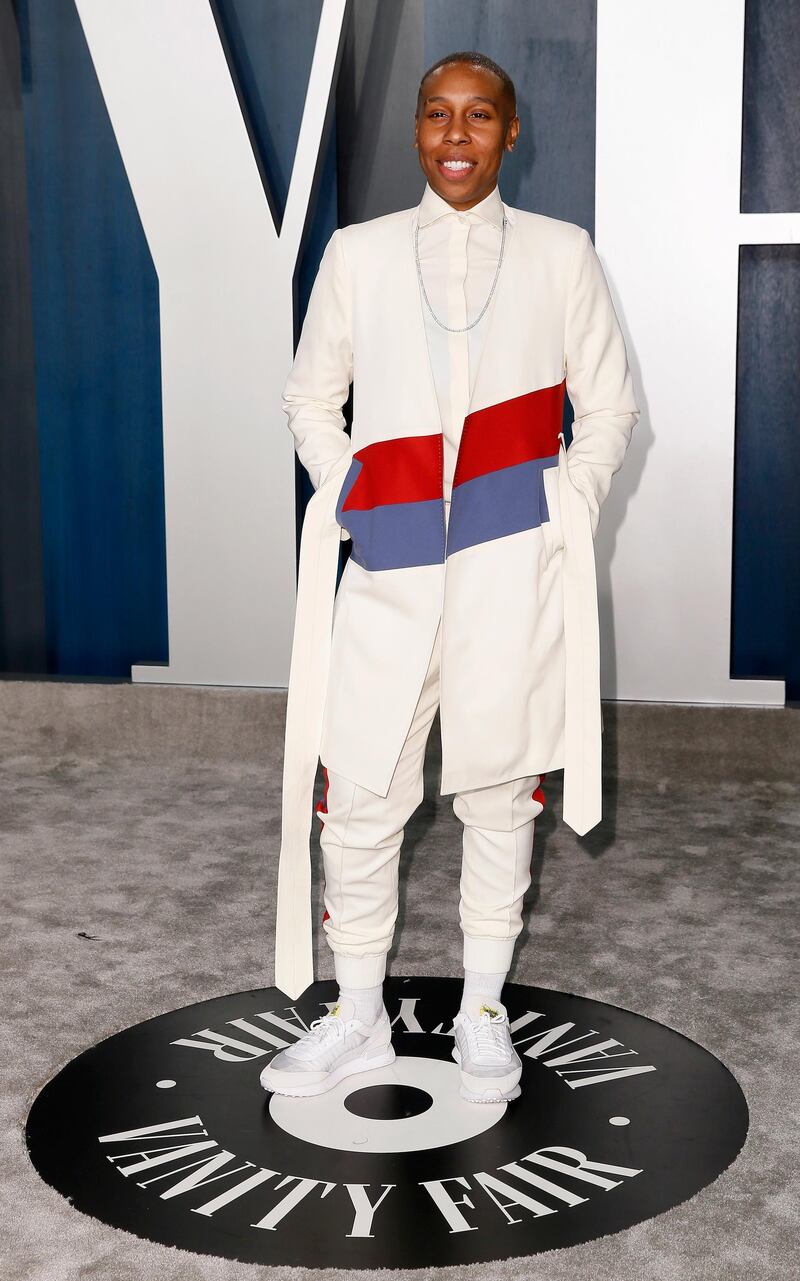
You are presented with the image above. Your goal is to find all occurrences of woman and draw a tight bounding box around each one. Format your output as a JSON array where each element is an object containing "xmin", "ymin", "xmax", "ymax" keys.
[{"xmin": 262, "ymin": 50, "xmax": 640, "ymax": 1103}]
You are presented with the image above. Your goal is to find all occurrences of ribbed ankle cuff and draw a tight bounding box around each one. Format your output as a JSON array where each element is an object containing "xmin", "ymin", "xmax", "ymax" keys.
[
  {"xmin": 333, "ymin": 951, "xmax": 388, "ymax": 987},
  {"xmin": 462, "ymin": 933, "xmax": 518, "ymax": 972}
]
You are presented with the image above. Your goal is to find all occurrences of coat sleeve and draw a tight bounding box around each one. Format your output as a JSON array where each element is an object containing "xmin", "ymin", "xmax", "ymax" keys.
[
  {"xmin": 563, "ymin": 226, "xmax": 640, "ymax": 537},
  {"xmin": 281, "ymin": 227, "xmax": 353, "ymax": 492}
]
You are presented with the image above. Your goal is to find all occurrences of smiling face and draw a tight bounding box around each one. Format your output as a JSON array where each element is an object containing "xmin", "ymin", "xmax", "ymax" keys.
[{"xmin": 414, "ymin": 61, "xmax": 519, "ymax": 211}]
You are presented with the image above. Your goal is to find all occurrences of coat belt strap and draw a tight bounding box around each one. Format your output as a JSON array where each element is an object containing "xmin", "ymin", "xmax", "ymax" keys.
[
  {"xmin": 557, "ymin": 432, "xmax": 603, "ymax": 836},
  {"xmin": 273, "ymin": 450, "xmax": 352, "ymax": 1000}
]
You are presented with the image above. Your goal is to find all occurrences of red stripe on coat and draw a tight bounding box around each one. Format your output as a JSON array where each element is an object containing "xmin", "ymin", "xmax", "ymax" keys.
[
  {"xmin": 454, "ymin": 380, "xmax": 566, "ymax": 488},
  {"xmin": 341, "ymin": 433, "xmax": 442, "ymax": 511}
]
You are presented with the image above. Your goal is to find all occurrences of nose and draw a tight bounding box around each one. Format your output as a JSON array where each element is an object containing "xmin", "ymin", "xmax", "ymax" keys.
[{"xmin": 445, "ymin": 118, "xmax": 470, "ymax": 145}]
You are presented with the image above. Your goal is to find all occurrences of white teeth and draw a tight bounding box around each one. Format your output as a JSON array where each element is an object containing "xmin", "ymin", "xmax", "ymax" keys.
[{"xmin": 441, "ymin": 160, "xmax": 474, "ymax": 170}]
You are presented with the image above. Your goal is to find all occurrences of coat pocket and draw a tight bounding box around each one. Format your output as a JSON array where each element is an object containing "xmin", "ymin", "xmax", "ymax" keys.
[{"xmin": 541, "ymin": 458, "xmax": 565, "ymax": 563}]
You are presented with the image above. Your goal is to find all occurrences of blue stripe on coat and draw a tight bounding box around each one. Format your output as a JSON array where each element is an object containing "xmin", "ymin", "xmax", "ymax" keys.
[
  {"xmin": 446, "ymin": 455, "xmax": 557, "ymax": 557},
  {"xmin": 337, "ymin": 459, "xmax": 445, "ymax": 573}
]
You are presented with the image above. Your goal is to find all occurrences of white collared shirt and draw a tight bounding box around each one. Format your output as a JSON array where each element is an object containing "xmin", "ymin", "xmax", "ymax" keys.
[{"xmin": 415, "ymin": 180, "xmax": 506, "ymax": 502}]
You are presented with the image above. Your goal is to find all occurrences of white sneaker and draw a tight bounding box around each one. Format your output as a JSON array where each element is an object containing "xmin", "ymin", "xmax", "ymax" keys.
[
  {"xmin": 259, "ymin": 996, "xmax": 395, "ymax": 1097},
  {"xmin": 452, "ymin": 994, "xmax": 522, "ymax": 1103}
]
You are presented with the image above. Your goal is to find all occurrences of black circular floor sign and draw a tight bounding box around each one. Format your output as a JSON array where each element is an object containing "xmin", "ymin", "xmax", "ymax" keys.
[{"xmin": 26, "ymin": 977, "xmax": 748, "ymax": 1268}]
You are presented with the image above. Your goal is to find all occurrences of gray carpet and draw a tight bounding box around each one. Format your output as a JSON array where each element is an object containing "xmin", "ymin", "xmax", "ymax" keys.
[{"xmin": 2, "ymin": 678, "xmax": 798, "ymax": 1279}]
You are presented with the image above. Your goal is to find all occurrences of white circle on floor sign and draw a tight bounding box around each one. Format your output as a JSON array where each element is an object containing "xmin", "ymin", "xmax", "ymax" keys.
[{"xmin": 269, "ymin": 1055, "xmax": 505, "ymax": 1153}]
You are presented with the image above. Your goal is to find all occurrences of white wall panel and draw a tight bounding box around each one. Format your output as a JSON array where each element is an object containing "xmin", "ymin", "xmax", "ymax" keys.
[
  {"xmin": 76, "ymin": 0, "xmax": 346, "ymax": 687},
  {"xmin": 596, "ymin": 0, "xmax": 793, "ymax": 705}
]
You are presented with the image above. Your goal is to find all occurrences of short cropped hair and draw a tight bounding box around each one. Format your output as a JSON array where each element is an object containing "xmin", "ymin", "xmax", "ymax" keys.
[{"xmin": 415, "ymin": 51, "xmax": 517, "ymax": 121}]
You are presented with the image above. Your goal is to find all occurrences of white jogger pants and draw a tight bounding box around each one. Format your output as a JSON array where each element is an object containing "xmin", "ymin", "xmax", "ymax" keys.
[{"xmin": 317, "ymin": 504, "xmax": 546, "ymax": 986}]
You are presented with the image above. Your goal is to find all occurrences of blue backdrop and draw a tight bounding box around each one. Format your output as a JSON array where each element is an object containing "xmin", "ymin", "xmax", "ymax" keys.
[{"xmin": 1, "ymin": 0, "xmax": 797, "ymax": 698}]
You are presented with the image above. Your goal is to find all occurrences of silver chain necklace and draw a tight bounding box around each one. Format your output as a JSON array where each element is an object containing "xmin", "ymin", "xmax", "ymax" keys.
[{"xmin": 414, "ymin": 208, "xmax": 508, "ymax": 333}]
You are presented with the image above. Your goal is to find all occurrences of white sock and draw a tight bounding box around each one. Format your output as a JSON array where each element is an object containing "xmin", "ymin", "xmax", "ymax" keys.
[
  {"xmin": 337, "ymin": 982, "xmax": 385, "ymax": 1025},
  {"xmin": 461, "ymin": 968, "xmax": 507, "ymax": 1010}
]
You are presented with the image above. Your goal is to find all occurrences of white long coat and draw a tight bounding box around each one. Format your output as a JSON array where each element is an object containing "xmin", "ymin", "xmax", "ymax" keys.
[{"xmin": 274, "ymin": 195, "xmax": 640, "ymax": 997}]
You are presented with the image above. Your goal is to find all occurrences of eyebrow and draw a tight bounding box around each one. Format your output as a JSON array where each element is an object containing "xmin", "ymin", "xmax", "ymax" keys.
[{"xmin": 424, "ymin": 95, "xmax": 497, "ymax": 106}]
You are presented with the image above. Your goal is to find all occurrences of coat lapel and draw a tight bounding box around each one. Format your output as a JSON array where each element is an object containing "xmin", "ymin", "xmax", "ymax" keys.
[{"xmin": 404, "ymin": 208, "xmax": 444, "ymax": 439}]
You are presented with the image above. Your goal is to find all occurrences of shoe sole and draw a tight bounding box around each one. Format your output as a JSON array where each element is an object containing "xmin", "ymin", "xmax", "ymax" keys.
[
  {"xmin": 451, "ymin": 1045, "xmax": 522, "ymax": 1103},
  {"xmin": 261, "ymin": 1044, "xmax": 396, "ymax": 1098},
  {"xmin": 458, "ymin": 1081, "xmax": 522, "ymax": 1103}
]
